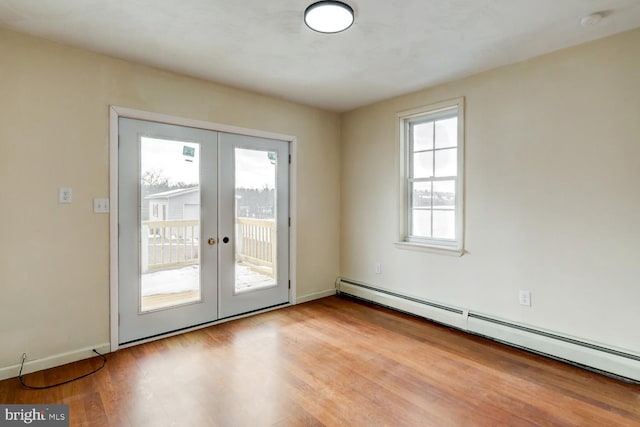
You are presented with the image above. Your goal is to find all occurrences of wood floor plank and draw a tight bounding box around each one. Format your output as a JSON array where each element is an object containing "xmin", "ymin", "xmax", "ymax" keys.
[{"xmin": 1, "ymin": 296, "xmax": 638, "ymax": 426}]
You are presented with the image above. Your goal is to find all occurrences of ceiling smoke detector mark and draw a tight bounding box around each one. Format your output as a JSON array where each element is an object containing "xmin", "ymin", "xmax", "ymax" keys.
[{"xmin": 580, "ymin": 12, "xmax": 605, "ymax": 27}]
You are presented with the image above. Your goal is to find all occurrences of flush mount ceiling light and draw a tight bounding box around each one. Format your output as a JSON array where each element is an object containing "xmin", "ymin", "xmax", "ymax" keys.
[{"xmin": 304, "ymin": 1, "xmax": 354, "ymax": 34}]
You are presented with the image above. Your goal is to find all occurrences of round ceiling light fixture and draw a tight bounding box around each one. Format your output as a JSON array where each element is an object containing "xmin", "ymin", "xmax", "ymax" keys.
[{"xmin": 304, "ymin": 1, "xmax": 354, "ymax": 34}]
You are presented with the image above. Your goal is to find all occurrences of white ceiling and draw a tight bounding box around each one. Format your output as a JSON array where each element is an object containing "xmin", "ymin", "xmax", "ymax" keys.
[{"xmin": 1, "ymin": 0, "xmax": 639, "ymax": 112}]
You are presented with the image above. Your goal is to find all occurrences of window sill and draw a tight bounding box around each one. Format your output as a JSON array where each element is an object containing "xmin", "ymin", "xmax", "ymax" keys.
[{"xmin": 394, "ymin": 241, "xmax": 464, "ymax": 257}]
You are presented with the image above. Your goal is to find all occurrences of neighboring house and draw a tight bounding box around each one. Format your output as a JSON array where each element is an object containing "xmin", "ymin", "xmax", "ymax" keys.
[
  {"xmin": 145, "ymin": 186, "xmax": 275, "ymax": 221},
  {"xmin": 145, "ymin": 187, "xmax": 199, "ymax": 221}
]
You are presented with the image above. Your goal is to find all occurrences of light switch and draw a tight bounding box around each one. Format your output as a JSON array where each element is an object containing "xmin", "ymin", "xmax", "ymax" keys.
[{"xmin": 93, "ymin": 198, "xmax": 110, "ymax": 213}]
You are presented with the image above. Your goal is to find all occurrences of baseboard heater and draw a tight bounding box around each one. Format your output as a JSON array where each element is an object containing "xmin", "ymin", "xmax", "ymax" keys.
[{"xmin": 336, "ymin": 278, "xmax": 640, "ymax": 383}]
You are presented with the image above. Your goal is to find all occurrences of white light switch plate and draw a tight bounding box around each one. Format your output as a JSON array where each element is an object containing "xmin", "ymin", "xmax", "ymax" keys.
[{"xmin": 93, "ymin": 198, "xmax": 110, "ymax": 213}]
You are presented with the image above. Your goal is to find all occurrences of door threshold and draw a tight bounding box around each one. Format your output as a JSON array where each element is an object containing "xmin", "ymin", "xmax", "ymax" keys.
[{"xmin": 117, "ymin": 302, "xmax": 292, "ymax": 349}]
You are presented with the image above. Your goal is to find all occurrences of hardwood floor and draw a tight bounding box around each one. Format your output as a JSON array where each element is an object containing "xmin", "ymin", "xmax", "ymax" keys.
[{"xmin": 1, "ymin": 296, "xmax": 638, "ymax": 426}]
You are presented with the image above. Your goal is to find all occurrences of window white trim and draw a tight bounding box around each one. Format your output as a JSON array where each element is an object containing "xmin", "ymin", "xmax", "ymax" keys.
[
  {"xmin": 397, "ymin": 97, "xmax": 465, "ymax": 253},
  {"xmin": 393, "ymin": 241, "xmax": 464, "ymax": 256}
]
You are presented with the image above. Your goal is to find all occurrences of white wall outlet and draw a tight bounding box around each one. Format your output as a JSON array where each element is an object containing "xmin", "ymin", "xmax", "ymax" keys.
[
  {"xmin": 375, "ymin": 263, "xmax": 382, "ymax": 274},
  {"xmin": 519, "ymin": 290, "xmax": 531, "ymax": 307},
  {"xmin": 93, "ymin": 198, "xmax": 110, "ymax": 213},
  {"xmin": 59, "ymin": 187, "xmax": 72, "ymax": 204}
]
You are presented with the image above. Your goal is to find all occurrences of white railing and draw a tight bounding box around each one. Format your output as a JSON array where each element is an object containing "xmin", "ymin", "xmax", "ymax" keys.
[
  {"xmin": 236, "ymin": 218, "xmax": 275, "ymax": 271},
  {"xmin": 141, "ymin": 220, "xmax": 199, "ymax": 273},
  {"xmin": 141, "ymin": 218, "xmax": 276, "ymax": 275}
]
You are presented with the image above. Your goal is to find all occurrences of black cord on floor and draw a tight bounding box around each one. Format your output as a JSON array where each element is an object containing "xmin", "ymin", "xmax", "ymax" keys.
[{"xmin": 19, "ymin": 349, "xmax": 107, "ymax": 390}]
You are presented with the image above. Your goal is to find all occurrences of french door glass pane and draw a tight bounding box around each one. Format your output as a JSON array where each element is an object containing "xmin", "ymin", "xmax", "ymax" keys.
[
  {"xmin": 234, "ymin": 148, "xmax": 277, "ymax": 293},
  {"xmin": 139, "ymin": 137, "xmax": 201, "ymax": 312}
]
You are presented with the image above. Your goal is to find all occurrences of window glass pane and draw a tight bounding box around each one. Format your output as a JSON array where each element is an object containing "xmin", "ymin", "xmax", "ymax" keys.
[
  {"xmin": 413, "ymin": 121, "xmax": 434, "ymax": 151},
  {"xmin": 433, "ymin": 210, "xmax": 455, "ymax": 240},
  {"xmin": 411, "ymin": 182, "xmax": 432, "ymax": 208},
  {"xmin": 435, "ymin": 117, "xmax": 457, "ymax": 149},
  {"xmin": 412, "ymin": 209, "xmax": 432, "ymax": 238},
  {"xmin": 433, "ymin": 180, "xmax": 455, "ymax": 210},
  {"xmin": 434, "ymin": 148, "xmax": 457, "ymax": 177},
  {"xmin": 413, "ymin": 151, "xmax": 433, "ymax": 178}
]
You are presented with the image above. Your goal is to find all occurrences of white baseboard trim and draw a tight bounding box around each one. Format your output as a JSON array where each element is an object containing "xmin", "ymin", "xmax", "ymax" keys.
[
  {"xmin": 296, "ymin": 289, "xmax": 336, "ymax": 304},
  {"xmin": 337, "ymin": 277, "xmax": 640, "ymax": 383},
  {"xmin": 0, "ymin": 343, "xmax": 111, "ymax": 381}
]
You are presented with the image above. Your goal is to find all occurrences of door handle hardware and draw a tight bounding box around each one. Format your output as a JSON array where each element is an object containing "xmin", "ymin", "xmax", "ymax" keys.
[
  {"xmin": 208, "ymin": 238, "xmax": 216, "ymax": 246},
  {"xmin": 222, "ymin": 237, "xmax": 230, "ymax": 244}
]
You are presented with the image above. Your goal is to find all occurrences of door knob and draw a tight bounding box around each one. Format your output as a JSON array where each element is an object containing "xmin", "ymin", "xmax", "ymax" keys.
[
  {"xmin": 208, "ymin": 238, "xmax": 216, "ymax": 246},
  {"xmin": 222, "ymin": 237, "xmax": 230, "ymax": 244}
]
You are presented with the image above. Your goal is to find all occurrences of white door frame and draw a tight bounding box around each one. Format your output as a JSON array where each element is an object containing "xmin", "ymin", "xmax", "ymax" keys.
[{"xmin": 109, "ymin": 106, "xmax": 298, "ymax": 351}]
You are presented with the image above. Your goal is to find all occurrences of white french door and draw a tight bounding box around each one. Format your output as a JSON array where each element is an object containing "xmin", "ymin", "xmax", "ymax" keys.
[
  {"xmin": 218, "ymin": 132, "xmax": 289, "ymax": 318},
  {"xmin": 118, "ymin": 118, "xmax": 289, "ymax": 345}
]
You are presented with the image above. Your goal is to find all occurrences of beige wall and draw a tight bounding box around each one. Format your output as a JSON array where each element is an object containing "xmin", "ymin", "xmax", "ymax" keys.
[
  {"xmin": 341, "ymin": 28, "xmax": 640, "ymax": 354},
  {"xmin": 0, "ymin": 28, "xmax": 340, "ymax": 370}
]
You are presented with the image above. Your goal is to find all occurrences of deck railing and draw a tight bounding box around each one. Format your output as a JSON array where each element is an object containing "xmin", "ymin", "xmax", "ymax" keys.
[
  {"xmin": 236, "ymin": 218, "xmax": 275, "ymax": 272},
  {"xmin": 141, "ymin": 220, "xmax": 200, "ymax": 272},
  {"xmin": 141, "ymin": 218, "xmax": 275, "ymax": 274}
]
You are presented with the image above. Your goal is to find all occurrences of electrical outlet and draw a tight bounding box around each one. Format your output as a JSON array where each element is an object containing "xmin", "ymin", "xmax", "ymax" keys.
[
  {"xmin": 59, "ymin": 187, "xmax": 72, "ymax": 204},
  {"xmin": 375, "ymin": 263, "xmax": 382, "ymax": 274},
  {"xmin": 519, "ymin": 290, "xmax": 531, "ymax": 307},
  {"xmin": 93, "ymin": 198, "xmax": 110, "ymax": 213}
]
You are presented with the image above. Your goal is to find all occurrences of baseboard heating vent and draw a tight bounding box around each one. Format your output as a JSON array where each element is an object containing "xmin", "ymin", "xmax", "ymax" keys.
[
  {"xmin": 467, "ymin": 313, "xmax": 640, "ymax": 383},
  {"xmin": 336, "ymin": 277, "xmax": 640, "ymax": 383},
  {"xmin": 336, "ymin": 278, "xmax": 468, "ymax": 330}
]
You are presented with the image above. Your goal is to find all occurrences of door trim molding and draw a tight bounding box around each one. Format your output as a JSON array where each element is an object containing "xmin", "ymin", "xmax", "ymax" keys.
[{"xmin": 109, "ymin": 106, "xmax": 298, "ymax": 351}]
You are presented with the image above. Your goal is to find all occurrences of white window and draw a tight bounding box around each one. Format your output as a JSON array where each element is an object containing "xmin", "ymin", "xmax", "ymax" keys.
[{"xmin": 398, "ymin": 98, "xmax": 464, "ymax": 254}]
